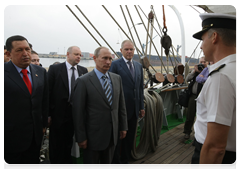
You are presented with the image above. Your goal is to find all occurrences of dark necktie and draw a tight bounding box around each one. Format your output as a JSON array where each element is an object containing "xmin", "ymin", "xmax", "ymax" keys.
[
  {"xmin": 70, "ymin": 67, "xmax": 76, "ymax": 102},
  {"xmin": 21, "ymin": 69, "xmax": 32, "ymax": 95},
  {"xmin": 102, "ymin": 75, "xmax": 112, "ymax": 106},
  {"xmin": 127, "ymin": 61, "xmax": 134, "ymax": 79}
]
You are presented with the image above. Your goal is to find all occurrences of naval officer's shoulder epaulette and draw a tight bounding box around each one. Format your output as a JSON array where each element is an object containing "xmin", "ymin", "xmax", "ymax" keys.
[{"xmin": 208, "ymin": 64, "xmax": 226, "ymax": 77}]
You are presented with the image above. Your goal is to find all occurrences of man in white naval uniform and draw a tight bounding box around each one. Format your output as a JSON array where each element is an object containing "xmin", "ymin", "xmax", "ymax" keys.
[{"xmin": 191, "ymin": 13, "xmax": 236, "ymax": 164}]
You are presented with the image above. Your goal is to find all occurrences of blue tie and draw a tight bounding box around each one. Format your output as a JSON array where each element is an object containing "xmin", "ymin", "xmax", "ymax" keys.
[
  {"xmin": 127, "ymin": 61, "xmax": 134, "ymax": 79},
  {"xmin": 102, "ymin": 75, "xmax": 112, "ymax": 106}
]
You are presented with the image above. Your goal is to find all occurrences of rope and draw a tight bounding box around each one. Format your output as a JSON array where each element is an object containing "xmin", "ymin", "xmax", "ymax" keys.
[
  {"xmin": 134, "ymin": 5, "xmax": 167, "ymax": 73},
  {"xmin": 102, "ymin": 5, "xmax": 144, "ymax": 57},
  {"xmin": 162, "ymin": 5, "xmax": 167, "ymax": 29},
  {"xmin": 75, "ymin": 5, "xmax": 120, "ymax": 59},
  {"xmin": 124, "ymin": 5, "xmax": 142, "ymax": 60},
  {"xmin": 131, "ymin": 89, "xmax": 163, "ymax": 160},
  {"xmin": 65, "ymin": 5, "xmax": 102, "ymax": 47}
]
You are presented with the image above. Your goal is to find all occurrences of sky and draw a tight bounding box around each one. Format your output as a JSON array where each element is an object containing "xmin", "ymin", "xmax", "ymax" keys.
[{"xmin": 3, "ymin": 4, "xmax": 208, "ymax": 60}]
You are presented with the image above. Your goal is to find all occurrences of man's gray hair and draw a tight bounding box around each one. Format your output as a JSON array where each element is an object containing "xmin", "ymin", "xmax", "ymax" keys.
[
  {"xmin": 94, "ymin": 46, "xmax": 109, "ymax": 57},
  {"xmin": 121, "ymin": 40, "xmax": 134, "ymax": 49},
  {"xmin": 208, "ymin": 28, "xmax": 236, "ymax": 47},
  {"xmin": 67, "ymin": 46, "xmax": 80, "ymax": 54}
]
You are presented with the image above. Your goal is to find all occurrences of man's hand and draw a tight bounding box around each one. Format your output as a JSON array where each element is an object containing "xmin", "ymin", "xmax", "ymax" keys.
[
  {"xmin": 120, "ymin": 131, "xmax": 127, "ymax": 139},
  {"xmin": 139, "ymin": 109, "xmax": 145, "ymax": 118},
  {"xmin": 78, "ymin": 140, "xmax": 87, "ymax": 149},
  {"xmin": 48, "ymin": 117, "xmax": 52, "ymax": 127},
  {"xmin": 43, "ymin": 128, "xmax": 46, "ymax": 134}
]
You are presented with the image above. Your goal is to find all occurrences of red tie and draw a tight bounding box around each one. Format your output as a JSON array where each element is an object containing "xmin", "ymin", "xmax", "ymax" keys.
[{"xmin": 21, "ymin": 69, "xmax": 32, "ymax": 95}]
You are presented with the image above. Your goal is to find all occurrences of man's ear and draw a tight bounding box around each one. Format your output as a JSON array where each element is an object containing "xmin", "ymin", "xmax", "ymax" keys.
[
  {"xmin": 6, "ymin": 51, "xmax": 11, "ymax": 59},
  {"xmin": 212, "ymin": 32, "xmax": 218, "ymax": 44}
]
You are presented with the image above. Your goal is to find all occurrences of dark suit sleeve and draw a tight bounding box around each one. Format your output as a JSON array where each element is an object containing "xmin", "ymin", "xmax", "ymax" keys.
[
  {"xmin": 139, "ymin": 64, "xmax": 144, "ymax": 110},
  {"xmin": 47, "ymin": 65, "xmax": 55, "ymax": 117},
  {"xmin": 118, "ymin": 76, "xmax": 128, "ymax": 131},
  {"xmin": 42, "ymin": 68, "xmax": 49, "ymax": 128},
  {"xmin": 72, "ymin": 77, "xmax": 87, "ymax": 143}
]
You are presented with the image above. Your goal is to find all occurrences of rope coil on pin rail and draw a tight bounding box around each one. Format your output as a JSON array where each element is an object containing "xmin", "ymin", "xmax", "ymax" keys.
[{"xmin": 131, "ymin": 89, "xmax": 163, "ymax": 160}]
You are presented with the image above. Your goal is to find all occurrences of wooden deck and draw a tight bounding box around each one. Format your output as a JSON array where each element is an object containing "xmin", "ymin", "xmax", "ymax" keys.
[{"xmin": 130, "ymin": 123, "xmax": 195, "ymax": 164}]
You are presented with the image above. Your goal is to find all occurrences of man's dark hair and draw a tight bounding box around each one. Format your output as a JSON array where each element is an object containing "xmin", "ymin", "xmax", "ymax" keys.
[
  {"xmin": 29, "ymin": 43, "xmax": 33, "ymax": 50},
  {"xmin": 4, "ymin": 45, "xmax": 7, "ymax": 50},
  {"xmin": 31, "ymin": 50, "xmax": 38, "ymax": 55},
  {"xmin": 6, "ymin": 35, "xmax": 29, "ymax": 52}
]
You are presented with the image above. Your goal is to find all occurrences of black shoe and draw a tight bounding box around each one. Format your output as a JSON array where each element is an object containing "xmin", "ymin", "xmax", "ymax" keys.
[{"xmin": 184, "ymin": 134, "xmax": 190, "ymax": 139}]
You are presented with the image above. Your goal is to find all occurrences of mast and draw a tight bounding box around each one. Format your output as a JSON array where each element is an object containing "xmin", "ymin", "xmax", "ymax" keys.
[{"xmin": 168, "ymin": 5, "xmax": 185, "ymax": 65}]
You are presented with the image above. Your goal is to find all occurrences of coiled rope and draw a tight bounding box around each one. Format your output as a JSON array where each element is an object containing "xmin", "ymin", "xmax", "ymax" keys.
[{"xmin": 131, "ymin": 89, "xmax": 163, "ymax": 160}]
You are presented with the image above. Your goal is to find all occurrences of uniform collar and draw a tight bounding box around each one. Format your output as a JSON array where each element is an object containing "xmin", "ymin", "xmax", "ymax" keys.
[{"xmin": 209, "ymin": 54, "xmax": 236, "ymax": 73}]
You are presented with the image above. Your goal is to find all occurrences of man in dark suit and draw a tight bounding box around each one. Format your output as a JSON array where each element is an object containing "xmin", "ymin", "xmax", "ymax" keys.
[
  {"xmin": 72, "ymin": 46, "xmax": 128, "ymax": 164},
  {"xmin": 109, "ymin": 40, "xmax": 145, "ymax": 164},
  {"xmin": 48, "ymin": 46, "xmax": 88, "ymax": 164},
  {"xmin": 4, "ymin": 35, "xmax": 49, "ymax": 164}
]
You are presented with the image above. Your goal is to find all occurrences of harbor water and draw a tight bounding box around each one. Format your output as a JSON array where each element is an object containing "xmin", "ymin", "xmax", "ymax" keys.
[{"xmin": 39, "ymin": 57, "xmax": 96, "ymax": 69}]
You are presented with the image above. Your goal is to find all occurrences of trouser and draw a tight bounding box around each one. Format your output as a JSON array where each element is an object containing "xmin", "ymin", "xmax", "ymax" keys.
[
  {"xmin": 191, "ymin": 139, "xmax": 236, "ymax": 164},
  {"xmin": 83, "ymin": 140, "xmax": 115, "ymax": 164},
  {"xmin": 112, "ymin": 115, "xmax": 137, "ymax": 164},
  {"xmin": 183, "ymin": 94, "xmax": 197, "ymax": 135},
  {"xmin": 49, "ymin": 118, "xmax": 74, "ymax": 164},
  {"xmin": 5, "ymin": 135, "xmax": 41, "ymax": 164}
]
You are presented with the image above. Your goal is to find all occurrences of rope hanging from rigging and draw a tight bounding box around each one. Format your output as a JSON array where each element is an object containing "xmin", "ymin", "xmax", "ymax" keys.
[{"xmin": 160, "ymin": 5, "xmax": 172, "ymax": 57}]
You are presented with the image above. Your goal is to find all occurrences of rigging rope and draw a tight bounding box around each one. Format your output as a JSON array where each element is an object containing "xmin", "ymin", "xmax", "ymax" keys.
[
  {"xmin": 162, "ymin": 5, "xmax": 167, "ymax": 29},
  {"xmin": 131, "ymin": 90, "xmax": 163, "ymax": 160}
]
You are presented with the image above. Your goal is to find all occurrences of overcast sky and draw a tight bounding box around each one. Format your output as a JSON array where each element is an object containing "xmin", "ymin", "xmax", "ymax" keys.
[{"xmin": 3, "ymin": 4, "xmax": 209, "ymax": 59}]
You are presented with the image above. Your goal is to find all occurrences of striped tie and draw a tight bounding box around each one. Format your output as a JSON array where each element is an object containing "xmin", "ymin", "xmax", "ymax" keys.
[{"xmin": 102, "ymin": 75, "xmax": 112, "ymax": 105}]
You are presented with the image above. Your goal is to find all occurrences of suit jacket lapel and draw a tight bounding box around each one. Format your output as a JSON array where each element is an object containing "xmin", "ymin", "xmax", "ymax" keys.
[
  {"xmin": 109, "ymin": 72, "xmax": 117, "ymax": 108},
  {"xmin": 5, "ymin": 61, "xmax": 30, "ymax": 96},
  {"xmin": 119, "ymin": 58, "xmax": 134, "ymax": 82},
  {"xmin": 60, "ymin": 63, "xmax": 69, "ymax": 91},
  {"xmin": 30, "ymin": 65, "xmax": 38, "ymax": 96},
  {"xmin": 89, "ymin": 71, "xmax": 109, "ymax": 105},
  {"xmin": 132, "ymin": 60, "xmax": 137, "ymax": 82}
]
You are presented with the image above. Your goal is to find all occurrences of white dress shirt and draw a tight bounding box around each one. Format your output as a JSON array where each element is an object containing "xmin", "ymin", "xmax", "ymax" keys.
[{"xmin": 122, "ymin": 56, "xmax": 135, "ymax": 71}]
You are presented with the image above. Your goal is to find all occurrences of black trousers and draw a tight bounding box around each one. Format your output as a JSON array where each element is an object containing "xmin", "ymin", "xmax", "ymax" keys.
[
  {"xmin": 5, "ymin": 136, "xmax": 41, "ymax": 164},
  {"xmin": 112, "ymin": 115, "xmax": 137, "ymax": 164},
  {"xmin": 49, "ymin": 115, "xmax": 74, "ymax": 164},
  {"xmin": 191, "ymin": 140, "xmax": 236, "ymax": 164},
  {"xmin": 83, "ymin": 140, "xmax": 115, "ymax": 164},
  {"xmin": 183, "ymin": 94, "xmax": 197, "ymax": 135}
]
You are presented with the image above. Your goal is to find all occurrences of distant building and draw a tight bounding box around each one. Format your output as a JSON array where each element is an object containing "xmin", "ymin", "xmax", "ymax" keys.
[{"xmin": 49, "ymin": 52, "xmax": 57, "ymax": 55}]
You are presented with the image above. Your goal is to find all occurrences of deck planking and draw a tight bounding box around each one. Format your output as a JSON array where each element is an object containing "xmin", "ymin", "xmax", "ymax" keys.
[{"xmin": 130, "ymin": 123, "xmax": 195, "ymax": 164}]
